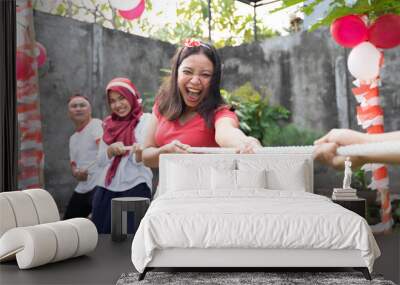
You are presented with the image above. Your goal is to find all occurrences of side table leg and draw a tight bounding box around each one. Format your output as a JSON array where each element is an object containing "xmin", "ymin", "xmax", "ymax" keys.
[
  {"xmin": 122, "ymin": 210, "xmax": 127, "ymax": 236},
  {"xmin": 111, "ymin": 201, "xmax": 124, "ymax": 242}
]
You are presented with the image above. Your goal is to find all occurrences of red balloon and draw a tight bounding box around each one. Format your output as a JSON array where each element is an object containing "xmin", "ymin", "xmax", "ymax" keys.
[
  {"xmin": 118, "ymin": 0, "xmax": 145, "ymax": 20},
  {"xmin": 330, "ymin": 15, "xmax": 368, "ymax": 48},
  {"xmin": 36, "ymin": 42, "xmax": 47, "ymax": 68},
  {"xmin": 16, "ymin": 51, "xmax": 35, "ymax": 81},
  {"xmin": 368, "ymin": 14, "xmax": 400, "ymax": 49}
]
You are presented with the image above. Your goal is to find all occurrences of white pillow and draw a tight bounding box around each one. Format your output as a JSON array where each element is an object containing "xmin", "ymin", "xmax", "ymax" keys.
[
  {"xmin": 211, "ymin": 168, "xmax": 236, "ymax": 190},
  {"xmin": 266, "ymin": 166, "xmax": 306, "ymax": 191},
  {"xmin": 238, "ymin": 159, "xmax": 309, "ymax": 192},
  {"xmin": 211, "ymin": 168, "xmax": 267, "ymax": 191},
  {"xmin": 165, "ymin": 159, "xmax": 236, "ymax": 193},
  {"xmin": 166, "ymin": 162, "xmax": 211, "ymax": 192},
  {"xmin": 236, "ymin": 169, "xmax": 267, "ymax": 189}
]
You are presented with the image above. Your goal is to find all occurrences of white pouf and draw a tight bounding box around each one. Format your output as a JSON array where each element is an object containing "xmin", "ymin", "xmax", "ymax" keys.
[{"xmin": 0, "ymin": 189, "xmax": 98, "ymax": 269}]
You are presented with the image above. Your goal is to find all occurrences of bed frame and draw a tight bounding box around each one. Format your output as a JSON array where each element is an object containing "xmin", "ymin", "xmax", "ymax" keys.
[
  {"xmin": 138, "ymin": 152, "xmax": 372, "ymax": 281},
  {"xmin": 140, "ymin": 248, "xmax": 371, "ymax": 280}
]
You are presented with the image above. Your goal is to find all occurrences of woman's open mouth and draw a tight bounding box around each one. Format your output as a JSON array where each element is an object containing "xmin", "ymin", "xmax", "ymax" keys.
[{"xmin": 186, "ymin": 88, "xmax": 201, "ymax": 103}]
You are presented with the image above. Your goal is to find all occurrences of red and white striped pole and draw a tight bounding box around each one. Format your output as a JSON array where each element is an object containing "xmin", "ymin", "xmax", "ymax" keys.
[
  {"xmin": 351, "ymin": 59, "xmax": 393, "ymax": 232},
  {"xmin": 331, "ymin": 14, "xmax": 400, "ymax": 233}
]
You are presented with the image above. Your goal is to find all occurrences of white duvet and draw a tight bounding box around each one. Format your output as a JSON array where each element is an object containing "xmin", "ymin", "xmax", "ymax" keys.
[{"xmin": 131, "ymin": 190, "xmax": 380, "ymax": 273}]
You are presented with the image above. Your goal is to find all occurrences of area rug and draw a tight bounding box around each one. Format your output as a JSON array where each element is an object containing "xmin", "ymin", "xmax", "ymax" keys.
[{"xmin": 116, "ymin": 271, "xmax": 396, "ymax": 285}]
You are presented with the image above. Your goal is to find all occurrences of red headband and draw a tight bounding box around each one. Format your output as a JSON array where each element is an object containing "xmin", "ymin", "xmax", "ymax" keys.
[{"xmin": 183, "ymin": 38, "xmax": 211, "ymax": 49}]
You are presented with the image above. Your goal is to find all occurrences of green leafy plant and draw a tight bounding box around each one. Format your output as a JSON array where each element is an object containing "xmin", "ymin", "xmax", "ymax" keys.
[
  {"xmin": 263, "ymin": 124, "xmax": 322, "ymax": 146},
  {"xmin": 141, "ymin": 92, "xmax": 155, "ymax": 113},
  {"xmin": 222, "ymin": 82, "xmax": 321, "ymax": 146},
  {"xmin": 274, "ymin": 0, "xmax": 400, "ymax": 31},
  {"xmin": 351, "ymin": 168, "xmax": 371, "ymax": 191},
  {"xmin": 222, "ymin": 83, "xmax": 288, "ymax": 141}
]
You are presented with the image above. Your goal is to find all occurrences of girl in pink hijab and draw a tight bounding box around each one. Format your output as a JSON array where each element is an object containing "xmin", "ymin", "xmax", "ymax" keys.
[{"xmin": 92, "ymin": 77, "xmax": 152, "ymax": 234}]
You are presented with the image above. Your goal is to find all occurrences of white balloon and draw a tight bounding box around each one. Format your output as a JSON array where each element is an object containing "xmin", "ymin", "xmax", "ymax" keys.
[
  {"xmin": 109, "ymin": 0, "xmax": 140, "ymax": 11},
  {"xmin": 347, "ymin": 42, "xmax": 381, "ymax": 81}
]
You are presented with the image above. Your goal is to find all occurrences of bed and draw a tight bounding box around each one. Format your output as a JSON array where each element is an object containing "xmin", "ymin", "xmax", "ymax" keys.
[{"xmin": 131, "ymin": 152, "xmax": 380, "ymax": 281}]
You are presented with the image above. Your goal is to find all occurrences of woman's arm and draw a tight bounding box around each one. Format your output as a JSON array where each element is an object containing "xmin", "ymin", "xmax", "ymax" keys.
[
  {"xmin": 313, "ymin": 130, "xmax": 400, "ymax": 169},
  {"xmin": 142, "ymin": 113, "xmax": 189, "ymax": 168},
  {"xmin": 215, "ymin": 117, "xmax": 261, "ymax": 153},
  {"xmin": 314, "ymin": 129, "xmax": 400, "ymax": 145},
  {"xmin": 315, "ymin": 146, "xmax": 400, "ymax": 170}
]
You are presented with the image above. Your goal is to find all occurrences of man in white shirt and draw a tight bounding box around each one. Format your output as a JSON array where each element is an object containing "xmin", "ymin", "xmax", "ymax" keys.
[{"xmin": 64, "ymin": 94, "xmax": 103, "ymax": 219}]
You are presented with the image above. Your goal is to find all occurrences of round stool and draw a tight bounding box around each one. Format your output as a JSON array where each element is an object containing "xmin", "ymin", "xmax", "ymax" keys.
[{"xmin": 111, "ymin": 197, "xmax": 150, "ymax": 242}]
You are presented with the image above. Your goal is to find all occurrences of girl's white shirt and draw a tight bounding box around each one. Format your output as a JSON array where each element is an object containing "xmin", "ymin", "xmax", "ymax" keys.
[
  {"xmin": 96, "ymin": 113, "xmax": 153, "ymax": 192},
  {"xmin": 69, "ymin": 118, "xmax": 103, "ymax": 194}
]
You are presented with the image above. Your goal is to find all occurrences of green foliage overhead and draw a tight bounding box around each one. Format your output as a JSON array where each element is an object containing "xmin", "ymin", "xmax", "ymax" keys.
[
  {"xmin": 36, "ymin": 0, "xmax": 278, "ymax": 46},
  {"xmin": 274, "ymin": 0, "xmax": 400, "ymax": 31},
  {"xmin": 148, "ymin": 0, "xmax": 279, "ymax": 47},
  {"xmin": 34, "ymin": 0, "xmax": 153, "ymax": 34},
  {"xmin": 222, "ymin": 82, "xmax": 321, "ymax": 146}
]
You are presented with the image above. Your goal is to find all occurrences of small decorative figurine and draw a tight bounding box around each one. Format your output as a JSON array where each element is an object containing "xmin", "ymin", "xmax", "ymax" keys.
[
  {"xmin": 332, "ymin": 157, "xmax": 357, "ymax": 200},
  {"xmin": 343, "ymin": 157, "xmax": 352, "ymax": 189}
]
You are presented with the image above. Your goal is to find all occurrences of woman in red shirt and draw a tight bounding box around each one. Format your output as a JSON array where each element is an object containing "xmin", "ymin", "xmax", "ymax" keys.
[{"xmin": 142, "ymin": 39, "xmax": 261, "ymax": 168}]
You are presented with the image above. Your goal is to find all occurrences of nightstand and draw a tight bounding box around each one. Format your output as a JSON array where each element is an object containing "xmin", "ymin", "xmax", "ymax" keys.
[
  {"xmin": 332, "ymin": 198, "xmax": 366, "ymax": 218},
  {"xmin": 111, "ymin": 197, "xmax": 150, "ymax": 242}
]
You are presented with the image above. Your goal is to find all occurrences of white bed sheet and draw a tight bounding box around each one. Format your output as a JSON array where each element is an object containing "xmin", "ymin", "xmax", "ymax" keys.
[{"xmin": 131, "ymin": 190, "xmax": 380, "ymax": 273}]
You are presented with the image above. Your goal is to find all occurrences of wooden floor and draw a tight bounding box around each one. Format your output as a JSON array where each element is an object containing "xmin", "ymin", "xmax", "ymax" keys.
[
  {"xmin": 373, "ymin": 232, "xmax": 400, "ymax": 284},
  {"xmin": 0, "ymin": 234, "xmax": 398, "ymax": 285},
  {"xmin": 0, "ymin": 235, "xmax": 134, "ymax": 285}
]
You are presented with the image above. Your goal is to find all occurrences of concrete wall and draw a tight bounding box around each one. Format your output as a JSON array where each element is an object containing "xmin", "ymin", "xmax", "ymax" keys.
[
  {"xmin": 34, "ymin": 11, "xmax": 399, "ymax": 212},
  {"xmin": 221, "ymin": 29, "xmax": 400, "ymax": 133}
]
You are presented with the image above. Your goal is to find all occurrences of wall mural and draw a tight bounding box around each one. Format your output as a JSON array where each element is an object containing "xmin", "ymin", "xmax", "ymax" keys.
[{"xmin": 16, "ymin": 0, "xmax": 46, "ymax": 189}]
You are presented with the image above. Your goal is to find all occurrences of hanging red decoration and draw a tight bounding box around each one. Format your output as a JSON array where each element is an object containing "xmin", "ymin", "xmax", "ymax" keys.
[
  {"xmin": 118, "ymin": 0, "xmax": 145, "ymax": 21},
  {"xmin": 330, "ymin": 15, "xmax": 368, "ymax": 48},
  {"xmin": 35, "ymin": 42, "xmax": 47, "ymax": 68},
  {"xmin": 16, "ymin": 50, "xmax": 35, "ymax": 81},
  {"xmin": 368, "ymin": 14, "xmax": 400, "ymax": 49}
]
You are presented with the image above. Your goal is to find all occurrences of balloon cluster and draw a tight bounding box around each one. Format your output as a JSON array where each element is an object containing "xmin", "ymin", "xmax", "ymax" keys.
[
  {"xmin": 109, "ymin": 0, "xmax": 145, "ymax": 21},
  {"xmin": 330, "ymin": 14, "xmax": 400, "ymax": 81}
]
